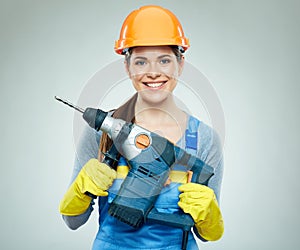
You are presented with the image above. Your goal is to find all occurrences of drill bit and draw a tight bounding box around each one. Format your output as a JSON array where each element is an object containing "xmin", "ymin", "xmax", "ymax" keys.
[{"xmin": 54, "ymin": 96, "xmax": 85, "ymax": 113}]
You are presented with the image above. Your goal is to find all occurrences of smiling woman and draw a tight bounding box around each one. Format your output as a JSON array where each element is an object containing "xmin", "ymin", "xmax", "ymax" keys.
[
  {"xmin": 126, "ymin": 46, "xmax": 184, "ymax": 117},
  {"xmin": 59, "ymin": 5, "xmax": 224, "ymax": 250}
]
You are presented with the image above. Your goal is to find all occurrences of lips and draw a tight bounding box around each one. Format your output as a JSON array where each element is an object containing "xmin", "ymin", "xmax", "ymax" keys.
[{"xmin": 143, "ymin": 81, "xmax": 167, "ymax": 88}]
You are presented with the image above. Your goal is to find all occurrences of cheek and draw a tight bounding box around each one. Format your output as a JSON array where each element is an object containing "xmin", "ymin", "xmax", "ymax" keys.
[
  {"xmin": 168, "ymin": 79, "xmax": 178, "ymax": 91},
  {"xmin": 130, "ymin": 75, "xmax": 144, "ymax": 91},
  {"xmin": 132, "ymin": 81, "xmax": 140, "ymax": 91},
  {"xmin": 127, "ymin": 66, "xmax": 144, "ymax": 80},
  {"xmin": 161, "ymin": 65, "xmax": 180, "ymax": 79},
  {"xmin": 131, "ymin": 72, "xmax": 143, "ymax": 82}
]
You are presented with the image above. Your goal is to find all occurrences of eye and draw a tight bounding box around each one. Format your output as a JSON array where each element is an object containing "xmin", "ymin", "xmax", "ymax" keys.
[
  {"xmin": 134, "ymin": 60, "xmax": 147, "ymax": 66},
  {"xmin": 160, "ymin": 58, "xmax": 171, "ymax": 64}
]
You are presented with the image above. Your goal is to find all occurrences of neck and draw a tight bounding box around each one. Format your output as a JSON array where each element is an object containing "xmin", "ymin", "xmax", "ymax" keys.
[{"xmin": 134, "ymin": 93, "xmax": 184, "ymax": 126}]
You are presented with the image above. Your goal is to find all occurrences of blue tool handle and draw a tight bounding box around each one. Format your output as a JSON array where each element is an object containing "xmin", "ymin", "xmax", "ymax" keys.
[
  {"xmin": 147, "ymin": 209, "xmax": 194, "ymax": 250},
  {"xmin": 147, "ymin": 208, "xmax": 194, "ymax": 231}
]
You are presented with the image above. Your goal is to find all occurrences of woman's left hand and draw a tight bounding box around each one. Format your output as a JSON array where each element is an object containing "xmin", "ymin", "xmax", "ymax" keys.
[{"xmin": 178, "ymin": 183, "xmax": 224, "ymax": 241}]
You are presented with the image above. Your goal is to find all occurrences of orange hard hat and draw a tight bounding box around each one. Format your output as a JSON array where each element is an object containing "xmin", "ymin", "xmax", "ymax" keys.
[{"xmin": 114, "ymin": 5, "xmax": 190, "ymax": 54}]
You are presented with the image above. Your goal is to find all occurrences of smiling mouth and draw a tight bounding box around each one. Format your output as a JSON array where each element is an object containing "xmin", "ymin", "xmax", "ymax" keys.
[{"xmin": 143, "ymin": 81, "xmax": 167, "ymax": 88}]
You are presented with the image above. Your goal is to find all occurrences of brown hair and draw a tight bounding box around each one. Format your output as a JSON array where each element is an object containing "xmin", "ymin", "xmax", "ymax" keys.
[{"xmin": 98, "ymin": 46, "xmax": 183, "ymax": 160}]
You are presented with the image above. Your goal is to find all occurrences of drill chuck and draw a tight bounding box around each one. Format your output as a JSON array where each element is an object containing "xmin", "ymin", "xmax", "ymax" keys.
[{"xmin": 83, "ymin": 108, "xmax": 108, "ymax": 131}]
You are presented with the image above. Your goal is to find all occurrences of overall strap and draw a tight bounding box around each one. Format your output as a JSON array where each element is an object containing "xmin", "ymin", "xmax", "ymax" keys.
[{"xmin": 185, "ymin": 116, "xmax": 200, "ymax": 155}]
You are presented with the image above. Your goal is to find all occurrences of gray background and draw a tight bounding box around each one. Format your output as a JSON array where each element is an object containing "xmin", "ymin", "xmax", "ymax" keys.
[{"xmin": 1, "ymin": 0, "xmax": 299, "ymax": 249}]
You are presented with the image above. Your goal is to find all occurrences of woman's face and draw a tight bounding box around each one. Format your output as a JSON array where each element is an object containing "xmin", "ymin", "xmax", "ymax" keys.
[{"xmin": 126, "ymin": 46, "xmax": 184, "ymax": 105}]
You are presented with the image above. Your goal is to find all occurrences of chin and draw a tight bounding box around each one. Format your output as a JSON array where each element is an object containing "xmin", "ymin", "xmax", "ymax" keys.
[{"xmin": 139, "ymin": 91, "xmax": 172, "ymax": 106}]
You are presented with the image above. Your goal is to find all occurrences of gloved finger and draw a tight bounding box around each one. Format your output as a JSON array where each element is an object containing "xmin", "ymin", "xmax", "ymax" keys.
[
  {"xmin": 91, "ymin": 168, "xmax": 116, "ymax": 188},
  {"xmin": 178, "ymin": 183, "xmax": 209, "ymax": 193},
  {"xmin": 86, "ymin": 183, "xmax": 109, "ymax": 197},
  {"xmin": 85, "ymin": 159, "xmax": 117, "ymax": 180},
  {"xmin": 179, "ymin": 190, "xmax": 208, "ymax": 200},
  {"xmin": 84, "ymin": 159, "xmax": 116, "ymax": 187},
  {"xmin": 82, "ymin": 168, "xmax": 114, "ymax": 191},
  {"xmin": 179, "ymin": 189, "xmax": 209, "ymax": 202},
  {"xmin": 178, "ymin": 198, "xmax": 212, "ymax": 223},
  {"xmin": 92, "ymin": 174, "xmax": 113, "ymax": 189},
  {"xmin": 178, "ymin": 201, "xmax": 194, "ymax": 213},
  {"xmin": 94, "ymin": 189, "xmax": 108, "ymax": 197},
  {"xmin": 179, "ymin": 196, "xmax": 210, "ymax": 211},
  {"xmin": 97, "ymin": 162, "xmax": 117, "ymax": 180}
]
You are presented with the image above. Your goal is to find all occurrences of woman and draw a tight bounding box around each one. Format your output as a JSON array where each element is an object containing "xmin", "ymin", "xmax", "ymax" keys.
[{"xmin": 59, "ymin": 5, "xmax": 224, "ymax": 250}]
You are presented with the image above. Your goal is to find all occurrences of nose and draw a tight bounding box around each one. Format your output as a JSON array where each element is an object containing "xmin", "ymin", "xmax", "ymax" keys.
[
  {"xmin": 146, "ymin": 62, "xmax": 161, "ymax": 78},
  {"xmin": 146, "ymin": 71, "xmax": 161, "ymax": 78}
]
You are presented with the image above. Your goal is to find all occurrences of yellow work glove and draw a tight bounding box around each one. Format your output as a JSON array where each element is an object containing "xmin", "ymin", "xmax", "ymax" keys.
[
  {"xmin": 59, "ymin": 159, "xmax": 117, "ymax": 216},
  {"xmin": 178, "ymin": 183, "xmax": 224, "ymax": 241}
]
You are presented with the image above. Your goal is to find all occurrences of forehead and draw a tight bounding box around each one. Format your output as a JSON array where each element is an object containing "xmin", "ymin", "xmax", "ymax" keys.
[{"xmin": 131, "ymin": 46, "xmax": 174, "ymax": 57}]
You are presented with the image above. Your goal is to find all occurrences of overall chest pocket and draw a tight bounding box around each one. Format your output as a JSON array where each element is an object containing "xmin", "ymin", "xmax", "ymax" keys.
[{"xmin": 154, "ymin": 183, "xmax": 181, "ymax": 213}]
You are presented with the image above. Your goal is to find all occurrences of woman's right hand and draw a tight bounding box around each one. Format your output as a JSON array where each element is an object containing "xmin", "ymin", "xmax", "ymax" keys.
[
  {"xmin": 59, "ymin": 159, "xmax": 116, "ymax": 216},
  {"xmin": 80, "ymin": 159, "xmax": 117, "ymax": 196}
]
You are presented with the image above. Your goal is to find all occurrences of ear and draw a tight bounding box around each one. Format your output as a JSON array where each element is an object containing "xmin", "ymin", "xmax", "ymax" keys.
[
  {"xmin": 124, "ymin": 60, "xmax": 132, "ymax": 79},
  {"xmin": 178, "ymin": 56, "xmax": 185, "ymax": 76}
]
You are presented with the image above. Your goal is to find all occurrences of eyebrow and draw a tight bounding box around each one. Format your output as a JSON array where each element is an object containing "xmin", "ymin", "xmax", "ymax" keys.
[
  {"xmin": 157, "ymin": 55, "xmax": 172, "ymax": 59},
  {"xmin": 132, "ymin": 56, "xmax": 147, "ymax": 60},
  {"xmin": 132, "ymin": 55, "xmax": 173, "ymax": 60}
]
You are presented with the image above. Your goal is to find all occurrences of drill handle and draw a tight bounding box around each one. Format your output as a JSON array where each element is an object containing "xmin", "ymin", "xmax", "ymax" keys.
[
  {"xmin": 147, "ymin": 208, "xmax": 194, "ymax": 231},
  {"xmin": 147, "ymin": 209, "xmax": 194, "ymax": 250},
  {"xmin": 85, "ymin": 144, "xmax": 120, "ymax": 200},
  {"xmin": 102, "ymin": 144, "xmax": 120, "ymax": 170}
]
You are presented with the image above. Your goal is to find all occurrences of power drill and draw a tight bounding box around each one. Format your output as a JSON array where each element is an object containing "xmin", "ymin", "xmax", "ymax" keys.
[{"xmin": 55, "ymin": 96, "xmax": 214, "ymax": 250}]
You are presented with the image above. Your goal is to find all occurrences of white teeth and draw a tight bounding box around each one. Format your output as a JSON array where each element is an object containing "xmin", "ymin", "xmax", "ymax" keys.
[{"xmin": 146, "ymin": 82, "xmax": 164, "ymax": 88}]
